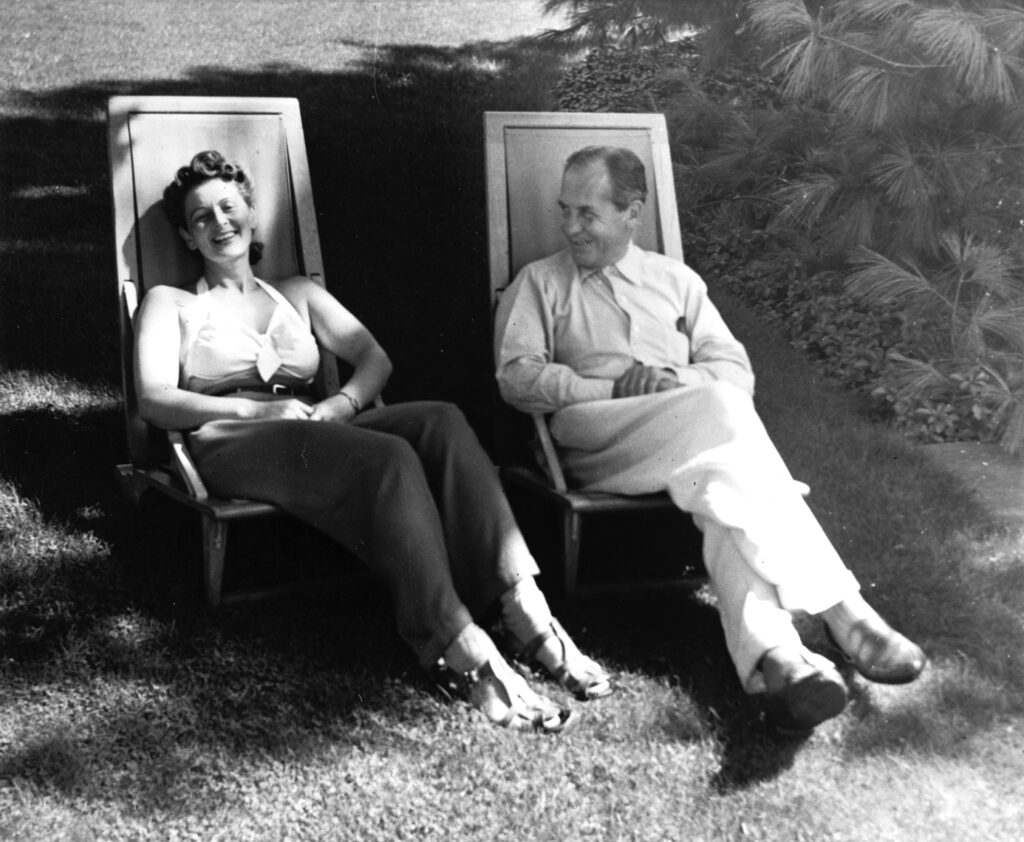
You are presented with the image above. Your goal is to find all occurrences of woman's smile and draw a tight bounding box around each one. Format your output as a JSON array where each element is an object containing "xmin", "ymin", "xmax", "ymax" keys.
[{"xmin": 181, "ymin": 178, "xmax": 256, "ymax": 262}]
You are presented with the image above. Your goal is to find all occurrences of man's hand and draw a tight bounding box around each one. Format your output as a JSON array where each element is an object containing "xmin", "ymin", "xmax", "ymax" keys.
[{"xmin": 612, "ymin": 362, "xmax": 679, "ymax": 398}]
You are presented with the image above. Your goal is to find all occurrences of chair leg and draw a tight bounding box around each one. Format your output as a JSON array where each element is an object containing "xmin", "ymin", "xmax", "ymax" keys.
[
  {"xmin": 114, "ymin": 466, "xmax": 147, "ymax": 507},
  {"xmin": 562, "ymin": 510, "xmax": 582, "ymax": 600},
  {"xmin": 201, "ymin": 517, "xmax": 228, "ymax": 607}
]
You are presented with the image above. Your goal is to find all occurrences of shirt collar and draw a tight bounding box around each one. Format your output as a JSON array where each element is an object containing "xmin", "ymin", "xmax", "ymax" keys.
[
  {"xmin": 575, "ymin": 241, "xmax": 642, "ymax": 286},
  {"xmin": 614, "ymin": 241, "xmax": 644, "ymax": 284}
]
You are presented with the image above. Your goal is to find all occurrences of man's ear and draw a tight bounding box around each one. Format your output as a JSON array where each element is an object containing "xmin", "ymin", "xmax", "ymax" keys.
[
  {"xmin": 178, "ymin": 226, "xmax": 197, "ymax": 250},
  {"xmin": 626, "ymin": 200, "xmax": 643, "ymax": 229}
]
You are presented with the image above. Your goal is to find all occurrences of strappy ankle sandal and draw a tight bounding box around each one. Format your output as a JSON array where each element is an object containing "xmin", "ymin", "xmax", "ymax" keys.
[
  {"xmin": 516, "ymin": 618, "xmax": 613, "ymax": 701},
  {"xmin": 457, "ymin": 659, "xmax": 576, "ymax": 733}
]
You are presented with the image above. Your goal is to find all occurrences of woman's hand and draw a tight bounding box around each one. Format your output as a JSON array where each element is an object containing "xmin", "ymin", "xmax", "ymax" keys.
[
  {"xmin": 249, "ymin": 398, "xmax": 316, "ymax": 421},
  {"xmin": 308, "ymin": 393, "xmax": 359, "ymax": 424}
]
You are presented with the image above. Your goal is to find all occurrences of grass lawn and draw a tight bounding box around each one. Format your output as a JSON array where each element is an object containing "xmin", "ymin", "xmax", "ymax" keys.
[{"xmin": 2, "ymin": 1, "xmax": 1024, "ymax": 840}]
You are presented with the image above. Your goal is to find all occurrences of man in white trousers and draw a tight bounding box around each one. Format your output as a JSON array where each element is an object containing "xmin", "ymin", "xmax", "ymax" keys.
[{"xmin": 493, "ymin": 145, "xmax": 926, "ymax": 731}]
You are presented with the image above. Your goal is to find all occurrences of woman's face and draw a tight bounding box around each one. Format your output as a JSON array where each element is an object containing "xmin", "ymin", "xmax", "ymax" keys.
[{"xmin": 178, "ymin": 178, "xmax": 256, "ymax": 264}]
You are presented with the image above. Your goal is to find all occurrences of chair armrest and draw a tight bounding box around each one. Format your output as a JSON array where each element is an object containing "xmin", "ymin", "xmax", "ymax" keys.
[
  {"xmin": 531, "ymin": 413, "xmax": 568, "ymax": 493},
  {"xmin": 122, "ymin": 279, "xmax": 139, "ymax": 324},
  {"xmin": 167, "ymin": 430, "xmax": 210, "ymax": 501}
]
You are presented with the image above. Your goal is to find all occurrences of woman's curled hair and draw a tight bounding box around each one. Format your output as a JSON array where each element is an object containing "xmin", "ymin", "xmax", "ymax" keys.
[{"xmin": 163, "ymin": 150, "xmax": 264, "ymax": 264}]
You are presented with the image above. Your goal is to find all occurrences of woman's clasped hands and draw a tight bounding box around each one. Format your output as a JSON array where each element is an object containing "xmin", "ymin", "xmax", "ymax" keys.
[
  {"xmin": 309, "ymin": 392, "xmax": 361, "ymax": 423},
  {"xmin": 245, "ymin": 394, "xmax": 360, "ymax": 424},
  {"xmin": 247, "ymin": 397, "xmax": 315, "ymax": 421}
]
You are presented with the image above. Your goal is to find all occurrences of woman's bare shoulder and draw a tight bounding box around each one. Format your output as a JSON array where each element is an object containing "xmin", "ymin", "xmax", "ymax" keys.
[
  {"xmin": 138, "ymin": 283, "xmax": 200, "ymax": 319},
  {"xmin": 272, "ymin": 274, "xmax": 330, "ymax": 307},
  {"xmin": 273, "ymin": 274, "xmax": 319, "ymax": 294},
  {"xmin": 145, "ymin": 282, "xmax": 200, "ymax": 302}
]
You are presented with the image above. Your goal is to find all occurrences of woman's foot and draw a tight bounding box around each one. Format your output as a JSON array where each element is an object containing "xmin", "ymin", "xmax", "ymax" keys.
[
  {"xmin": 515, "ymin": 618, "xmax": 613, "ymax": 701},
  {"xmin": 761, "ymin": 645, "xmax": 849, "ymax": 733},
  {"xmin": 441, "ymin": 623, "xmax": 575, "ymax": 733},
  {"xmin": 459, "ymin": 656, "xmax": 576, "ymax": 733},
  {"xmin": 821, "ymin": 596, "xmax": 926, "ymax": 685},
  {"xmin": 499, "ymin": 578, "xmax": 613, "ymax": 700}
]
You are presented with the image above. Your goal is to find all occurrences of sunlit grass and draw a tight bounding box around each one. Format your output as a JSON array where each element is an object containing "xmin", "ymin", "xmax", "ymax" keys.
[{"xmin": 0, "ymin": 370, "xmax": 119, "ymax": 414}]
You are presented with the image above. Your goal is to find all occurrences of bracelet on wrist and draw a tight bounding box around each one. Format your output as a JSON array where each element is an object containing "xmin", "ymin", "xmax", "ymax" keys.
[{"xmin": 337, "ymin": 390, "xmax": 361, "ymax": 413}]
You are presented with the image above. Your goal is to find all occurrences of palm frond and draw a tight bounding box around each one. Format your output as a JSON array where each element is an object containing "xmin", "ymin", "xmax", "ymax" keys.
[
  {"xmin": 998, "ymin": 400, "xmax": 1024, "ymax": 454},
  {"xmin": 940, "ymin": 233, "xmax": 1022, "ymax": 301},
  {"xmin": 910, "ymin": 7, "xmax": 1018, "ymax": 102},
  {"xmin": 824, "ymin": 194, "xmax": 880, "ymax": 252},
  {"xmin": 970, "ymin": 305, "xmax": 1024, "ymax": 355},
  {"xmin": 845, "ymin": 247, "xmax": 950, "ymax": 310},
  {"xmin": 834, "ymin": 0, "xmax": 917, "ymax": 29},
  {"xmin": 892, "ymin": 198, "xmax": 943, "ymax": 260},
  {"xmin": 832, "ymin": 65, "xmax": 899, "ymax": 129},
  {"xmin": 748, "ymin": 0, "xmax": 813, "ymax": 42},
  {"xmin": 537, "ymin": 0, "xmax": 725, "ymax": 47},
  {"xmin": 880, "ymin": 352, "xmax": 955, "ymax": 400},
  {"xmin": 983, "ymin": 8, "xmax": 1024, "ymax": 54},
  {"xmin": 868, "ymin": 138, "xmax": 937, "ymax": 208},
  {"xmin": 773, "ymin": 173, "xmax": 840, "ymax": 227},
  {"xmin": 928, "ymin": 137, "xmax": 988, "ymax": 206}
]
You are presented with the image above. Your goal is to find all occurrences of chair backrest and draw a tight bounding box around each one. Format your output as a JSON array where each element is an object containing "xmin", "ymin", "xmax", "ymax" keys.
[
  {"xmin": 484, "ymin": 111, "xmax": 683, "ymax": 310},
  {"xmin": 107, "ymin": 96, "xmax": 337, "ymax": 465}
]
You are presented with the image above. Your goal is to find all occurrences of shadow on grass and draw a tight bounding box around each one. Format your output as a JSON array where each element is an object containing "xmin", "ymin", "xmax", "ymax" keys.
[
  {"xmin": 3, "ymin": 35, "xmax": 1024, "ymax": 815},
  {"xmin": 577, "ymin": 585, "xmax": 810, "ymax": 793}
]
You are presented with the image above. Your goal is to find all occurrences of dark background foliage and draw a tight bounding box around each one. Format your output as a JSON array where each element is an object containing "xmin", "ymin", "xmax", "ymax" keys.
[{"xmin": 546, "ymin": 0, "xmax": 1024, "ymax": 452}]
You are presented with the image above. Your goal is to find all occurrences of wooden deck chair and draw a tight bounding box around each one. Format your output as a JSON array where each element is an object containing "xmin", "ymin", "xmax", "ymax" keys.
[
  {"xmin": 485, "ymin": 111, "xmax": 705, "ymax": 598},
  {"xmin": 108, "ymin": 96, "xmax": 342, "ymax": 606}
]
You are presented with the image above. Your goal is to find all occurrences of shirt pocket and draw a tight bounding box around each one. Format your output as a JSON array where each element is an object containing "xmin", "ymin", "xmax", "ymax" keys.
[
  {"xmin": 659, "ymin": 319, "xmax": 692, "ymax": 368},
  {"xmin": 632, "ymin": 308, "xmax": 691, "ymax": 368}
]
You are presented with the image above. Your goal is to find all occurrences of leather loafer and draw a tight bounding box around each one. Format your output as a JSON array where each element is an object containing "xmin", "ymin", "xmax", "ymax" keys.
[
  {"xmin": 762, "ymin": 647, "xmax": 849, "ymax": 733},
  {"xmin": 825, "ymin": 620, "xmax": 926, "ymax": 685}
]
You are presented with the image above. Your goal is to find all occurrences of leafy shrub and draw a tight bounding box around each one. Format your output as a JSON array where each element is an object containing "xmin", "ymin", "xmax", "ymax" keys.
[
  {"xmin": 552, "ymin": 40, "xmax": 783, "ymax": 114},
  {"xmin": 550, "ymin": 4, "xmax": 1024, "ymax": 453}
]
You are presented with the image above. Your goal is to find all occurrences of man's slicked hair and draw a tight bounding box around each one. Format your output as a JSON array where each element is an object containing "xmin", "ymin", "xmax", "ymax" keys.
[{"xmin": 564, "ymin": 146, "xmax": 647, "ymax": 210}]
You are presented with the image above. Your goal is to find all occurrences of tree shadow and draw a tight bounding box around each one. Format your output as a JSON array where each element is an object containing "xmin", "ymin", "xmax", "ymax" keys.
[
  {"xmin": 2, "ymin": 39, "xmax": 567, "ymax": 435},
  {"xmin": 574, "ymin": 582, "xmax": 809, "ymax": 793}
]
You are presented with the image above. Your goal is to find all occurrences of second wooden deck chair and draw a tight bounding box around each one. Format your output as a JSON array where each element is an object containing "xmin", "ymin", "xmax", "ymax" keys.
[
  {"xmin": 108, "ymin": 96, "xmax": 341, "ymax": 606},
  {"xmin": 485, "ymin": 111, "xmax": 704, "ymax": 598}
]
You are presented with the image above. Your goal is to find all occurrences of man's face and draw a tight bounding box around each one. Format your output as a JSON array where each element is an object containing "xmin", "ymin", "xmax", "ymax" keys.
[{"xmin": 558, "ymin": 161, "xmax": 640, "ymax": 270}]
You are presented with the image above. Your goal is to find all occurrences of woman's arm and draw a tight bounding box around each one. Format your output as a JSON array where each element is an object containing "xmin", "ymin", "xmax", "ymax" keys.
[
  {"xmin": 134, "ymin": 286, "xmax": 313, "ymax": 430},
  {"xmin": 291, "ymin": 280, "xmax": 393, "ymax": 423}
]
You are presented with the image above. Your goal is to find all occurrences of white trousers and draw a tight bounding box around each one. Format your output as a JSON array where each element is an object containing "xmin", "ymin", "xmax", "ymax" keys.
[{"xmin": 550, "ymin": 382, "xmax": 859, "ymax": 692}]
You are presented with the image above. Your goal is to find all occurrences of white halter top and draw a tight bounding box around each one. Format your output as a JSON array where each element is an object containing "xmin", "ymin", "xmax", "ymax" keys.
[{"xmin": 179, "ymin": 277, "xmax": 320, "ymax": 394}]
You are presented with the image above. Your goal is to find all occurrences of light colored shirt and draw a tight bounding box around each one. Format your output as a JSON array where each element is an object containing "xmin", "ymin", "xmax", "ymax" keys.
[
  {"xmin": 179, "ymin": 277, "xmax": 320, "ymax": 394},
  {"xmin": 494, "ymin": 242, "xmax": 754, "ymax": 414}
]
